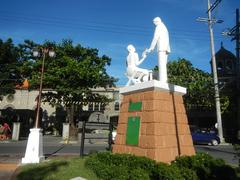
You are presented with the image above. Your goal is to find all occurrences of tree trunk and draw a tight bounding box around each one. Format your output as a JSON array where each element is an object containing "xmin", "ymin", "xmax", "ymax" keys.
[{"xmin": 66, "ymin": 104, "xmax": 78, "ymax": 140}]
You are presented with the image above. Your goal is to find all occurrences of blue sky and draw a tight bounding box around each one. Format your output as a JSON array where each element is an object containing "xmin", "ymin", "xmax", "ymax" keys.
[{"xmin": 0, "ymin": 0, "xmax": 239, "ymax": 85}]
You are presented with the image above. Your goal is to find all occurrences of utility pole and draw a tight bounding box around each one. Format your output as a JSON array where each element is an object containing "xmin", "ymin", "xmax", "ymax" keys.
[
  {"xmin": 222, "ymin": 9, "xmax": 240, "ymax": 138},
  {"xmin": 236, "ymin": 9, "xmax": 240, "ymax": 65},
  {"xmin": 197, "ymin": 0, "xmax": 225, "ymax": 143}
]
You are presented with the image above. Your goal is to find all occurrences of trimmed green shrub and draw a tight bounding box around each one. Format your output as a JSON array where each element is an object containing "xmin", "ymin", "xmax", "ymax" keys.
[
  {"xmin": 85, "ymin": 152, "xmax": 189, "ymax": 180},
  {"xmin": 85, "ymin": 152, "xmax": 237, "ymax": 180},
  {"xmin": 85, "ymin": 152, "xmax": 157, "ymax": 179},
  {"xmin": 85, "ymin": 152, "xmax": 155, "ymax": 179},
  {"xmin": 171, "ymin": 165, "xmax": 199, "ymax": 180},
  {"xmin": 210, "ymin": 163, "xmax": 237, "ymax": 180},
  {"xmin": 172, "ymin": 153, "xmax": 237, "ymax": 180},
  {"xmin": 129, "ymin": 168, "xmax": 150, "ymax": 180},
  {"xmin": 172, "ymin": 153, "xmax": 211, "ymax": 179},
  {"xmin": 156, "ymin": 162, "xmax": 184, "ymax": 180}
]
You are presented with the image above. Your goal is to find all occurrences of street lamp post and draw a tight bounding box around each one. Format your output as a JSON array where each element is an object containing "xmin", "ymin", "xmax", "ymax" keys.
[
  {"xmin": 22, "ymin": 47, "xmax": 55, "ymax": 164},
  {"xmin": 33, "ymin": 48, "xmax": 55, "ymax": 128}
]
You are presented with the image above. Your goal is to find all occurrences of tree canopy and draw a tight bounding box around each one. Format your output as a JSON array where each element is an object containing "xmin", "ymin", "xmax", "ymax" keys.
[
  {"xmin": 18, "ymin": 39, "xmax": 116, "ymax": 106},
  {"xmin": 0, "ymin": 38, "xmax": 22, "ymax": 96},
  {"xmin": 0, "ymin": 38, "xmax": 117, "ymax": 131},
  {"xmin": 167, "ymin": 58, "xmax": 229, "ymax": 112}
]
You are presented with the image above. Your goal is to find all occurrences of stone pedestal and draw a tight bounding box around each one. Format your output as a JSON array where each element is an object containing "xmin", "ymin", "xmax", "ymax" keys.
[
  {"xmin": 12, "ymin": 122, "xmax": 21, "ymax": 141},
  {"xmin": 112, "ymin": 80, "xmax": 195, "ymax": 163},
  {"xmin": 22, "ymin": 128, "xmax": 44, "ymax": 164}
]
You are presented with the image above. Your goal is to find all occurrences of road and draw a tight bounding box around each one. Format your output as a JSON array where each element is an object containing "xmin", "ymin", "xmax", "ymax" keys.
[
  {"xmin": 0, "ymin": 143, "xmax": 108, "ymax": 156},
  {"xmin": 0, "ymin": 136, "xmax": 109, "ymax": 156},
  {"xmin": 0, "ymin": 136, "xmax": 238, "ymax": 166},
  {"xmin": 195, "ymin": 144, "xmax": 238, "ymax": 166}
]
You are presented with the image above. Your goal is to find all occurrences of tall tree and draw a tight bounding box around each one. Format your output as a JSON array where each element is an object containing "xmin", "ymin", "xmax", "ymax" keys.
[
  {"xmin": 167, "ymin": 58, "xmax": 214, "ymax": 109},
  {"xmin": 20, "ymin": 39, "xmax": 116, "ymax": 136},
  {"xmin": 166, "ymin": 58, "xmax": 229, "ymax": 112},
  {"xmin": 0, "ymin": 38, "xmax": 22, "ymax": 97}
]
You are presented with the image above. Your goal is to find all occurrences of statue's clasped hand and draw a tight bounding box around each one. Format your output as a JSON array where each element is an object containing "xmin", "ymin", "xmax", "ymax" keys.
[
  {"xmin": 142, "ymin": 50, "xmax": 147, "ymax": 59},
  {"xmin": 145, "ymin": 48, "xmax": 153, "ymax": 54},
  {"xmin": 142, "ymin": 48, "xmax": 151, "ymax": 57}
]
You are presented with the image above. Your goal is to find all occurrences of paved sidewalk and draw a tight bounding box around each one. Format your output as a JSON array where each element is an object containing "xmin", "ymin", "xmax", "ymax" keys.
[
  {"xmin": 0, "ymin": 155, "xmax": 21, "ymax": 180},
  {"xmin": 0, "ymin": 135, "xmax": 108, "ymax": 179},
  {"xmin": 0, "ymin": 136, "xmax": 64, "ymax": 180},
  {"xmin": 0, "ymin": 136, "xmax": 60, "ymax": 179},
  {"xmin": 0, "ymin": 163, "xmax": 19, "ymax": 180}
]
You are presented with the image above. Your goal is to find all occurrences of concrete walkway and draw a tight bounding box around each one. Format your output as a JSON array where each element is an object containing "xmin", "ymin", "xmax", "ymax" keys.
[
  {"xmin": 0, "ymin": 135, "xmax": 104, "ymax": 179},
  {"xmin": 0, "ymin": 163, "xmax": 19, "ymax": 180},
  {"xmin": 0, "ymin": 155, "xmax": 21, "ymax": 180},
  {"xmin": 0, "ymin": 136, "xmax": 65, "ymax": 180}
]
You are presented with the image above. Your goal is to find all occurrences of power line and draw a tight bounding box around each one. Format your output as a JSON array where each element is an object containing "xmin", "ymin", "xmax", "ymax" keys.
[
  {"xmin": 0, "ymin": 10, "xmax": 220, "ymax": 33},
  {"xmin": 206, "ymin": 0, "xmax": 222, "ymax": 13},
  {"xmin": 0, "ymin": 17, "xmax": 224, "ymax": 42},
  {"xmin": 0, "ymin": 11, "xmax": 225, "ymax": 41}
]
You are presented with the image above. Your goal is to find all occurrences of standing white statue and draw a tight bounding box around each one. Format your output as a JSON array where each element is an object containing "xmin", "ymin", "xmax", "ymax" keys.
[
  {"xmin": 125, "ymin": 44, "xmax": 151, "ymax": 86},
  {"xmin": 147, "ymin": 17, "xmax": 170, "ymax": 83}
]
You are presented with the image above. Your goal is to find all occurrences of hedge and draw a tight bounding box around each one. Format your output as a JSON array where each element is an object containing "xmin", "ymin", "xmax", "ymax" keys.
[
  {"xmin": 85, "ymin": 152, "xmax": 237, "ymax": 180},
  {"xmin": 85, "ymin": 152, "xmax": 197, "ymax": 180},
  {"xmin": 172, "ymin": 153, "xmax": 237, "ymax": 180}
]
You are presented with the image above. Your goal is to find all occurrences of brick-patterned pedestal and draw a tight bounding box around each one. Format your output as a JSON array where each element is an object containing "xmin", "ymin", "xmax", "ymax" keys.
[{"xmin": 112, "ymin": 80, "xmax": 195, "ymax": 163}]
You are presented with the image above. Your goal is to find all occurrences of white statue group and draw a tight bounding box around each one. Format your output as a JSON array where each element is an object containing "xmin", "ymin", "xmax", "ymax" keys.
[{"xmin": 126, "ymin": 17, "xmax": 170, "ymax": 86}]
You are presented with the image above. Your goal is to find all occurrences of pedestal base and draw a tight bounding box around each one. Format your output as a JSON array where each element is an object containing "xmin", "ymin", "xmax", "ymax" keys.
[
  {"xmin": 113, "ymin": 81, "xmax": 195, "ymax": 163},
  {"xmin": 22, "ymin": 128, "xmax": 44, "ymax": 164},
  {"xmin": 12, "ymin": 122, "xmax": 21, "ymax": 141}
]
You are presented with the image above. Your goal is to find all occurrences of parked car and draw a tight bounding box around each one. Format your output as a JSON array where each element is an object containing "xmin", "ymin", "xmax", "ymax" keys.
[
  {"xmin": 112, "ymin": 131, "xmax": 117, "ymax": 144},
  {"xmin": 191, "ymin": 129, "xmax": 220, "ymax": 146}
]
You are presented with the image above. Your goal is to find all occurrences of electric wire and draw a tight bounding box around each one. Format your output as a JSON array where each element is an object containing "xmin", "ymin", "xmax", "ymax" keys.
[{"xmin": 0, "ymin": 10, "xmax": 225, "ymax": 41}]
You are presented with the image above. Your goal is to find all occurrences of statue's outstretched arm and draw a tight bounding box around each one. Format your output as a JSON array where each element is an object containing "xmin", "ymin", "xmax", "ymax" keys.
[
  {"xmin": 147, "ymin": 27, "xmax": 160, "ymax": 53},
  {"xmin": 135, "ymin": 50, "xmax": 147, "ymax": 66}
]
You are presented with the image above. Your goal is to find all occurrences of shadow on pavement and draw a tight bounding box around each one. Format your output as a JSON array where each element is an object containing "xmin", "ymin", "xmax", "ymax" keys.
[
  {"xmin": 44, "ymin": 144, "xmax": 66, "ymax": 159},
  {"xmin": 16, "ymin": 161, "xmax": 68, "ymax": 180},
  {"xmin": 200, "ymin": 146, "xmax": 237, "ymax": 155}
]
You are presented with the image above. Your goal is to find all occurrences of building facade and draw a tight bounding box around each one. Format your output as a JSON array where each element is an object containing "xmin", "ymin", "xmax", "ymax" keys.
[{"xmin": 0, "ymin": 87, "xmax": 121, "ymax": 137}]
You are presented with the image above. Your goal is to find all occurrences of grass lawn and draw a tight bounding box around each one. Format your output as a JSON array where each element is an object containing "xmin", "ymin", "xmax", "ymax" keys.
[{"xmin": 17, "ymin": 156, "xmax": 100, "ymax": 180}]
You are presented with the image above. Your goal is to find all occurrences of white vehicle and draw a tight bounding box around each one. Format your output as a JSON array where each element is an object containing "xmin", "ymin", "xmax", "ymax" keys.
[{"xmin": 112, "ymin": 131, "xmax": 117, "ymax": 143}]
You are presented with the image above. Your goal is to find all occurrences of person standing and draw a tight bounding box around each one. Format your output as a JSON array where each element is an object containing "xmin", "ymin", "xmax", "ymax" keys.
[
  {"xmin": 3, "ymin": 123, "xmax": 11, "ymax": 139},
  {"xmin": 147, "ymin": 17, "xmax": 170, "ymax": 83}
]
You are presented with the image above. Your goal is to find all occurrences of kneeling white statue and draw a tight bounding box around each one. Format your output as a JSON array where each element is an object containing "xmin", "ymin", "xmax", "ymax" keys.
[{"xmin": 125, "ymin": 44, "xmax": 152, "ymax": 86}]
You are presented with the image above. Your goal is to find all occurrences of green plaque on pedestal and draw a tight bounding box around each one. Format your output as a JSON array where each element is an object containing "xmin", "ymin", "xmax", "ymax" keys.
[
  {"xmin": 126, "ymin": 116, "xmax": 140, "ymax": 145},
  {"xmin": 128, "ymin": 101, "xmax": 142, "ymax": 112}
]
